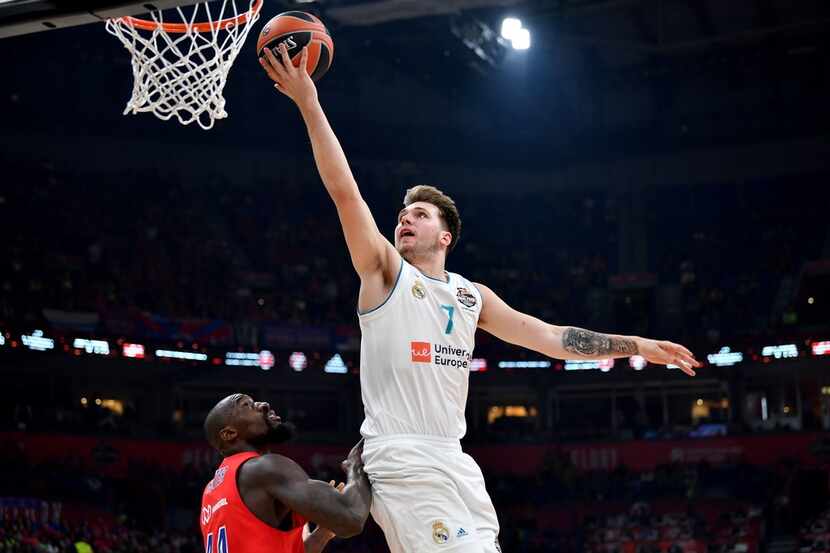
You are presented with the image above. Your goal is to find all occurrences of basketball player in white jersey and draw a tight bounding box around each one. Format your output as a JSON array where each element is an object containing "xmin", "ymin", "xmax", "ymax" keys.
[{"xmin": 261, "ymin": 45, "xmax": 701, "ymax": 553}]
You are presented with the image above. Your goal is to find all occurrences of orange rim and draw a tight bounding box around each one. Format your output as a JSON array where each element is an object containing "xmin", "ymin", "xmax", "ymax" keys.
[{"xmin": 119, "ymin": 0, "xmax": 263, "ymax": 33}]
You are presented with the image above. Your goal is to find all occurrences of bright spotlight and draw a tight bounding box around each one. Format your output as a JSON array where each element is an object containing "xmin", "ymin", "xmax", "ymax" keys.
[
  {"xmin": 511, "ymin": 28, "xmax": 531, "ymax": 50},
  {"xmin": 500, "ymin": 17, "xmax": 522, "ymax": 40}
]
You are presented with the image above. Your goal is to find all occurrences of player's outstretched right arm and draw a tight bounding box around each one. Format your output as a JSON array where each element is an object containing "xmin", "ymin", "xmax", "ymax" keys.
[
  {"xmin": 261, "ymin": 44, "xmax": 398, "ymax": 282},
  {"xmin": 247, "ymin": 440, "xmax": 372, "ymax": 538}
]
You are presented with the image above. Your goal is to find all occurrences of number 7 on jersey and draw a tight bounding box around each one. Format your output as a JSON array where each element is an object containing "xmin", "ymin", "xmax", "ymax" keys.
[{"xmin": 440, "ymin": 304, "xmax": 455, "ymax": 335}]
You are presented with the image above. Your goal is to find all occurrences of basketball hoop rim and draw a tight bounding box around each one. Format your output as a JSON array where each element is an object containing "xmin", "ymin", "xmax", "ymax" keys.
[{"xmin": 116, "ymin": 0, "xmax": 263, "ymax": 33}]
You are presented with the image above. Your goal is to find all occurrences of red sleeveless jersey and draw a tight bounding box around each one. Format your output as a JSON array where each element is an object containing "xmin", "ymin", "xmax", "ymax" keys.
[{"xmin": 200, "ymin": 452, "xmax": 306, "ymax": 553}]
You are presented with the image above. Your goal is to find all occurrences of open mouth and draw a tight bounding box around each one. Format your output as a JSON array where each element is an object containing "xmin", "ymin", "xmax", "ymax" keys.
[
  {"xmin": 267, "ymin": 410, "xmax": 281, "ymax": 423},
  {"xmin": 400, "ymin": 229, "xmax": 415, "ymax": 239}
]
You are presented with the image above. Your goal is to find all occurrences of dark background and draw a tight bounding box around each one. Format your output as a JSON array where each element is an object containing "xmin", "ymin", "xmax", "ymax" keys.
[{"xmin": 1, "ymin": 1, "xmax": 830, "ymax": 552}]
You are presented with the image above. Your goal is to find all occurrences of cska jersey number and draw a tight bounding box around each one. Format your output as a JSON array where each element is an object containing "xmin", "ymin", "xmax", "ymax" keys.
[{"xmin": 205, "ymin": 526, "xmax": 228, "ymax": 553}]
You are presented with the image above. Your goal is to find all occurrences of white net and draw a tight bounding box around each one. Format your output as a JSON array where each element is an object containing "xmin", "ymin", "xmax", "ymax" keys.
[{"xmin": 105, "ymin": 0, "xmax": 262, "ymax": 130}]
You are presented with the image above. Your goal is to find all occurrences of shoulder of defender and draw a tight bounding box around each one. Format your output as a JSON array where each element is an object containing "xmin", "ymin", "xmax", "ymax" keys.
[{"xmin": 240, "ymin": 453, "xmax": 304, "ymax": 485}]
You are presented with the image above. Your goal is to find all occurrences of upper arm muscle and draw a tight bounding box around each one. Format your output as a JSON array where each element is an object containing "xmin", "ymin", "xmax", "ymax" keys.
[
  {"xmin": 249, "ymin": 455, "xmax": 358, "ymax": 536},
  {"xmin": 334, "ymin": 194, "xmax": 399, "ymax": 279},
  {"xmin": 476, "ymin": 282, "xmax": 557, "ymax": 355}
]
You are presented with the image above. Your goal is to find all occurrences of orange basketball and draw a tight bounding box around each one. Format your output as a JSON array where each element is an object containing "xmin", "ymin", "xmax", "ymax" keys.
[{"xmin": 256, "ymin": 11, "xmax": 334, "ymax": 82}]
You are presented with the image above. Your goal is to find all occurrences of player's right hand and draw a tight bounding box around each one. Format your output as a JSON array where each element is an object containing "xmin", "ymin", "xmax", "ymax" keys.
[
  {"xmin": 342, "ymin": 438, "xmax": 365, "ymax": 475},
  {"xmin": 260, "ymin": 42, "xmax": 318, "ymax": 109}
]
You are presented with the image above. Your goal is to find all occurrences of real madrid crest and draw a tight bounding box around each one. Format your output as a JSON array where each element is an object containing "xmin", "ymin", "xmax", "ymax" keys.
[
  {"xmin": 456, "ymin": 287, "xmax": 477, "ymax": 308},
  {"xmin": 412, "ymin": 280, "xmax": 426, "ymax": 300},
  {"xmin": 432, "ymin": 521, "xmax": 450, "ymax": 545}
]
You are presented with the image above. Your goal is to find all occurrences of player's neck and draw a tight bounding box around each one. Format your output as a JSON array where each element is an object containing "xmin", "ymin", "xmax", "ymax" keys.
[
  {"xmin": 223, "ymin": 443, "xmax": 262, "ymax": 457},
  {"xmin": 409, "ymin": 255, "xmax": 448, "ymax": 283}
]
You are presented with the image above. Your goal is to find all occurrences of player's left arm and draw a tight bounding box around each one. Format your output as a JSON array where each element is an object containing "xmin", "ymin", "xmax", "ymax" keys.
[
  {"xmin": 474, "ymin": 282, "xmax": 701, "ymax": 376},
  {"xmin": 302, "ymin": 481, "xmax": 343, "ymax": 553}
]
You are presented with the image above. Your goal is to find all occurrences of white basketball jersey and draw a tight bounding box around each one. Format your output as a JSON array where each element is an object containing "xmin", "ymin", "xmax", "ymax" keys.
[{"xmin": 358, "ymin": 259, "xmax": 483, "ymax": 440}]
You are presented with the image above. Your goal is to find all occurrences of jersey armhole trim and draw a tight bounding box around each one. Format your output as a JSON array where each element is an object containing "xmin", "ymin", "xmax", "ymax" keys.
[
  {"xmin": 472, "ymin": 281, "xmax": 484, "ymax": 311},
  {"xmin": 357, "ymin": 258, "xmax": 404, "ymax": 317}
]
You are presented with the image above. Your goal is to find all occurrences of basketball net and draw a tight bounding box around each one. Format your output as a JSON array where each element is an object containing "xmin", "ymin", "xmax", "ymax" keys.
[{"xmin": 105, "ymin": 0, "xmax": 263, "ymax": 130}]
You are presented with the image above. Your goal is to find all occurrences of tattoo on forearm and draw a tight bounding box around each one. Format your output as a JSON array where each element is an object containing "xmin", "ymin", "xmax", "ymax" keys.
[{"xmin": 562, "ymin": 327, "xmax": 639, "ymax": 357}]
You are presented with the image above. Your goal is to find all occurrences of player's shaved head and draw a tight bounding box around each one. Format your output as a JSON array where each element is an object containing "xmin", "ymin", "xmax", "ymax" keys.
[{"xmin": 204, "ymin": 393, "xmax": 241, "ymax": 453}]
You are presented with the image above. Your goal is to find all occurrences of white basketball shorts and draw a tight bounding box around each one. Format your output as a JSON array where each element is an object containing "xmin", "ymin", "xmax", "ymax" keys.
[{"xmin": 362, "ymin": 435, "xmax": 502, "ymax": 553}]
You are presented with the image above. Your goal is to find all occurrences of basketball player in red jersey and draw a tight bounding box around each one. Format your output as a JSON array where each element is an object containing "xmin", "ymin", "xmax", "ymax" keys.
[
  {"xmin": 200, "ymin": 393, "xmax": 371, "ymax": 553},
  {"xmin": 261, "ymin": 44, "xmax": 700, "ymax": 553}
]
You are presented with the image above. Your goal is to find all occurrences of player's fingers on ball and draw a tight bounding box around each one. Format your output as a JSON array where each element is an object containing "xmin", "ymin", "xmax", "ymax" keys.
[
  {"xmin": 262, "ymin": 46, "xmax": 279, "ymax": 67},
  {"xmin": 258, "ymin": 56, "xmax": 278, "ymax": 81},
  {"xmin": 300, "ymin": 46, "xmax": 309, "ymax": 71},
  {"xmin": 269, "ymin": 48, "xmax": 290, "ymax": 79},
  {"xmin": 278, "ymin": 42, "xmax": 293, "ymax": 71},
  {"xmin": 263, "ymin": 48, "xmax": 286, "ymax": 80}
]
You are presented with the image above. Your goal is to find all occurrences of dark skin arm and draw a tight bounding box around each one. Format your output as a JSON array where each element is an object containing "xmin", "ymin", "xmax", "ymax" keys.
[
  {"xmin": 302, "ymin": 481, "xmax": 343, "ymax": 553},
  {"xmin": 238, "ymin": 440, "xmax": 371, "ymax": 538}
]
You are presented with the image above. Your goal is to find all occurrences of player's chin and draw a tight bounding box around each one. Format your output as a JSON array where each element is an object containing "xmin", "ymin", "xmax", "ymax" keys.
[
  {"xmin": 396, "ymin": 243, "xmax": 412, "ymax": 256},
  {"xmin": 268, "ymin": 421, "xmax": 296, "ymax": 443}
]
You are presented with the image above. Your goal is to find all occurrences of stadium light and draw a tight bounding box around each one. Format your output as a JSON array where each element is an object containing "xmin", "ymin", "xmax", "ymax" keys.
[
  {"xmin": 511, "ymin": 28, "xmax": 530, "ymax": 50},
  {"xmin": 122, "ymin": 343, "xmax": 145, "ymax": 359},
  {"xmin": 761, "ymin": 344, "xmax": 798, "ymax": 359},
  {"xmin": 324, "ymin": 354, "xmax": 348, "ymax": 374},
  {"xmin": 564, "ymin": 359, "xmax": 614, "ymax": 372},
  {"xmin": 707, "ymin": 347, "xmax": 743, "ymax": 367},
  {"xmin": 21, "ymin": 329, "xmax": 54, "ymax": 352},
  {"xmin": 225, "ymin": 350, "xmax": 275, "ymax": 371},
  {"xmin": 289, "ymin": 351, "xmax": 307, "ymax": 372},
  {"xmin": 500, "ymin": 18, "xmax": 522, "ymax": 40},
  {"xmin": 155, "ymin": 349, "xmax": 207, "ymax": 361},
  {"xmin": 498, "ymin": 360, "xmax": 551, "ymax": 368},
  {"xmin": 73, "ymin": 338, "xmax": 110, "ymax": 355},
  {"xmin": 500, "ymin": 17, "xmax": 531, "ymax": 50},
  {"xmin": 813, "ymin": 341, "xmax": 830, "ymax": 356}
]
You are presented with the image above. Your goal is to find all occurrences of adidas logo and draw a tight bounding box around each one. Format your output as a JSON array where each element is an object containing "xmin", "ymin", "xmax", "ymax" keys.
[{"xmin": 456, "ymin": 527, "xmax": 468, "ymax": 538}]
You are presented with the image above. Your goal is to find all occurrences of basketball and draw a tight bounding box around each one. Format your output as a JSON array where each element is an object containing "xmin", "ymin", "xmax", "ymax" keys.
[{"xmin": 256, "ymin": 11, "xmax": 334, "ymax": 82}]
